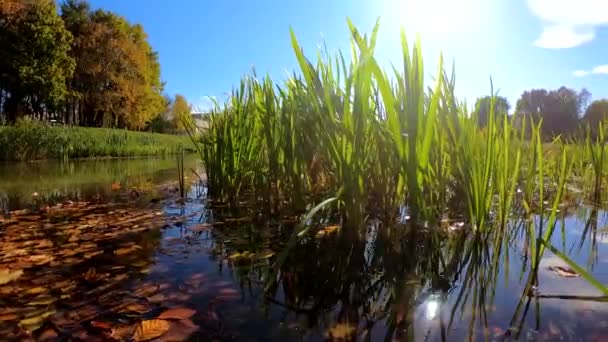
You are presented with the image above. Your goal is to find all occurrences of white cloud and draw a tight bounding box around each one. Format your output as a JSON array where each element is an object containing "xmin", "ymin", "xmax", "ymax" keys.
[
  {"xmin": 572, "ymin": 64, "xmax": 608, "ymax": 77},
  {"xmin": 528, "ymin": 0, "xmax": 608, "ymax": 48},
  {"xmin": 592, "ymin": 64, "xmax": 608, "ymax": 74}
]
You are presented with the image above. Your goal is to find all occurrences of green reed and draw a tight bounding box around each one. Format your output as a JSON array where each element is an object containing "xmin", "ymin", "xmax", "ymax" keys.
[{"xmin": 188, "ymin": 19, "xmax": 607, "ymax": 238}]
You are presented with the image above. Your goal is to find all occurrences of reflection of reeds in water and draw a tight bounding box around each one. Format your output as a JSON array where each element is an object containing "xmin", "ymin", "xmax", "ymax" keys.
[{"xmin": 177, "ymin": 147, "xmax": 185, "ymax": 200}]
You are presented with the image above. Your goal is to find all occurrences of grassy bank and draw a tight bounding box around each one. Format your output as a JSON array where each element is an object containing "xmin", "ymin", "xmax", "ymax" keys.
[{"xmin": 0, "ymin": 120, "xmax": 195, "ymax": 161}]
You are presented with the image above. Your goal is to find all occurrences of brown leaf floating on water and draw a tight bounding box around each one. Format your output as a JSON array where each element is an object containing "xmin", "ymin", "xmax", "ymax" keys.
[
  {"xmin": 159, "ymin": 319, "xmax": 199, "ymax": 342},
  {"xmin": 132, "ymin": 319, "xmax": 170, "ymax": 341},
  {"xmin": 315, "ymin": 225, "xmax": 340, "ymax": 238},
  {"xmin": 37, "ymin": 328, "xmax": 59, "ymax": 342},
  {"xmin": 157, "ymin": 307, "xmax": 196, "ymax": 320},
  {"xmin": 120, "ymin": 303, "xmax": 152, "ymax": 315},
  {"xmin": 113, "ymin": 244, "xmax": 142, "ymax": 256},
  {"xmin": 548, "ymin": 266, "xmax": 579, "ymax": 278},
  {"xmin": 325, "ymin": 322, "xmax": 356, "ymax": 339},
  {"xmin": 0, "ymin": 268, "xmax": 23, "ymax": 285}
]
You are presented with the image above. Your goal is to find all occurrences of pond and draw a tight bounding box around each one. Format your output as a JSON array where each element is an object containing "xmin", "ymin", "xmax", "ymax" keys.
[{"xmin": 1, "ymin": 157, "xmax": 608, "ymax": 341}]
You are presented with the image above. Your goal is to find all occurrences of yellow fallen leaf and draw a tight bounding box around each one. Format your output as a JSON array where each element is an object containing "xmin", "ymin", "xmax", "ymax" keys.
[
  {"xmin": 0, "ymin": 268, "xmax": 23, "ymax": 285},
  {"xmin": 325, "ymin": 322, "xmax": 356, "ymax": 339},
  {"xmin": 132, "ymin": 319, "xmax": 170, "ymax": 341},
  {"xmin": 316, "ymin": 225, "xmax": 340, "ymax": 238}
]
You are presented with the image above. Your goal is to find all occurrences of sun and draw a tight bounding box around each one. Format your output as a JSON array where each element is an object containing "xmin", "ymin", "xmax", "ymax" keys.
[{"xmin": 385, "ymin": 0, "xmax": 482, "ymax": 36}]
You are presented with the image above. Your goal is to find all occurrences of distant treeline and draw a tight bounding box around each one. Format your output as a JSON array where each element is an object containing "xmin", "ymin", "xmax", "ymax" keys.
[
  {"xmin": 475, "ymin": 86, "xmax": 608, "ymax": 139},
  {"xmin": 0, "ymin": 0, "xmax": 190, "ymax": 132}
]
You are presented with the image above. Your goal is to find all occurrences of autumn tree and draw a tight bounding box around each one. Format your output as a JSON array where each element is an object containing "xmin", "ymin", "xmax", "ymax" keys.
[
  {"xmin": 61, "ymin": 0, "xmax": 165, "ymax": 129},
  {"xmin": 170, "ymin": 94, "xmax": 191, "ymax": 132},
  {"xmin": 473, "ymin": 96, "xmax": 510, "ymax": 128},
  {"xmin": 0, "ymin": 0, "xmax": 74, "ymax": 122}
]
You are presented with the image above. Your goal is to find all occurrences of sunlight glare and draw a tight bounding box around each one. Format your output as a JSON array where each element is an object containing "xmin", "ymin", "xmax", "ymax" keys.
[{"xmin": 387, "ymin": 0, "xmax": 481, "ymax": 36}]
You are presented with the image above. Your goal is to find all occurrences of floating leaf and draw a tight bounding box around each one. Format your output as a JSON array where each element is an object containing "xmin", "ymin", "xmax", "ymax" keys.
[
  {"xmin": 316, "ymin": 225, "xmax": 340, "ymax": 238},
  {"xmin": 132, "ymin": 319, "xmax": 170, "ymax": 341},
  {"xmin": 111, "ymin": 324, "xmax": 136, "ymax": 341},
  {"xmin": 0, "ymin": 313, "xmax": 18, "ymax": 321},
  {"xmin": 120, "ymin": 303, "xmax": 152, "ymax": 314},
  {"xmin": 157, "ymin": 307, "xmax": 196, "ymax": 320},
  {"xmin": 0, "ymin": 268, "xmax": 23, "ymax": 285},
  {"xmin": 19, "ymin": 310, "xmax": 55, "ymax": 331},
  {"xmin": 37, "ymin": 328, "xmax": 58, "ymax": 342},
  {"xmin": 114, "ymin": 245, "xmax": 142, "ymax": 256},
  {"xmin": 28, "ymin": 295, "xmax": 56, "ymax": 306},
  {"xmin": 548, "ymin": 266, "xmax": 579, "ymax": 278},
  {"xmin": 325, "ymin": 322, "xmax": 356, "ymax": 339},
  {"xmin": 159, "ymin": 319, "xmax": 199, "ymax": 342}
]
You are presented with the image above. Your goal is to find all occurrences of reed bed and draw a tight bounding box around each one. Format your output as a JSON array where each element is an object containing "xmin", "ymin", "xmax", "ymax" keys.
[{"xmin": 188, "ymin": 20, "xmax": 608, "ymax": 229}]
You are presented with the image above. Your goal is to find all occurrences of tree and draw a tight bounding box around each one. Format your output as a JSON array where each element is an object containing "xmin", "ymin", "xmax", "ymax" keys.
[
  {"xmin": 0, "ymin": 0, "xmax": 75, "ymax": 122},
  {"xmin": 515, "ymin": 87, "xmax": 589, "ymax": 139},
  {"xmin": 583, "ymin": 99, "xmax": 608, "ymax": 134},
  {"xmin": 170, "ymin": 94, "xmax": 191, "ymax": 132},
  {"xmin": 473, "ymin": 96, "xmax": 510, "ymax": 128},
  {"xmin": 61, "ymin": 0, "xmax": 165, "ymax": 129}
]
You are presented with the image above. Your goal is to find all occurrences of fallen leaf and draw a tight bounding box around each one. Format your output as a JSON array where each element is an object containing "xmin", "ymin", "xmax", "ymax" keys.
[
  {"xmin": 159, "ymin": 319, "xmax": 199, "ymax": 342},
  {"xmin": 114, "ymin": 245, "xmax": 142, "ymax": 256},
  {"xmin": 548, "ymin": 266, "xmax": 579, "ymax": 278},
  {"xmin": 37, "ymin": 328, "xmax": 58, "ymax": 342},
  {"xmin": 28, "ymin": 295, "xmax": 56, "ymax": 306},
  {"xmin": 90, "ymin": 321, "xmax": 113, "ymax": 330},
  {"xmin": 0, "ymin": 268, "xmax": 23, "ymax": 285},
  {"xmin": 19, "ymin": 310, "xmax": 55, "ymax": 331},
  {"xmin": 111, "ymin": 182, "xmax": 121, "ymax": 191},
  {"xmin": 132, "ymin": 319, "xmax": 170, "ymax": 341},
  {"xmin": 111, "ymin": 324, "xmax": 136, "ymax": 340},
  {"xmin": 0, "ymin": 313, "xmax": 19, "ymax": 321},
  {"xmin": 120, "ymin": 303, "xmax": 152, "ymax": 314},
  {"xmin": 325, "ymin": 322, "xmax": 356, "ymax": 339},
  {"xmin": 316, "ymin": 225, "xmax": 340, "ymax": 238},
  {"xmin": 157, "ymin": 307, "xmax": 196, "ymax": 320}
]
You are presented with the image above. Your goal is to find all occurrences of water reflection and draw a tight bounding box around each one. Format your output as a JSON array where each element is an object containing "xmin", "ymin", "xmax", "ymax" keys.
[{"xmin": 2, "ymin": 161, "xmax": 608, "ymax": 340}]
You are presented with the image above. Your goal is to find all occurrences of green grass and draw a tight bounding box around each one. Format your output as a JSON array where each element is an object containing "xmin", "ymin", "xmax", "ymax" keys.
[{"xmin": 0, "ymin": 120, "xmax": 195, "ymax": 161}]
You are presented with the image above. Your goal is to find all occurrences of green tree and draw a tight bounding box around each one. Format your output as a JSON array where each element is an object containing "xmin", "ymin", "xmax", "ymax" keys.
[
  {"xmin": 0, "ymin": 0, "xmax": 75, "ymax": 122},
  {"xmin": 473, "ymin": 96, "xmax": 510, "ymax": 128},
  {"xmin": 583, "ymin": 99, "xmax": 608, "ymax": 133},
  {"xmin": 515, "ymin": 87, "xmax": 589, "ymax": 139}
]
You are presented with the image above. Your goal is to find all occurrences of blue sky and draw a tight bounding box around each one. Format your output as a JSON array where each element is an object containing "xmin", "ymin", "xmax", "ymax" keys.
[{"xmin": 86, "ymin": 0, "xmax": 608, "ymax": 112}]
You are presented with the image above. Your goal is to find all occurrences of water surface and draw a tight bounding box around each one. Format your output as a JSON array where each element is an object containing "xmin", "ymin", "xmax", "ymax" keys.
[{"xmin": 1, "ymin": 158, "xmax": 608, "ymax": 341}]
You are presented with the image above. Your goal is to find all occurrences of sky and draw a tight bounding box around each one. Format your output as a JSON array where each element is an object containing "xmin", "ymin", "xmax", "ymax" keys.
[{"xmin": 86, "ymin": 0, "xmax": 608, "ymax": 112}]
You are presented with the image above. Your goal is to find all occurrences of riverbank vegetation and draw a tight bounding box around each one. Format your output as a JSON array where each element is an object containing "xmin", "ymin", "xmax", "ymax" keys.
[
  {"xmin": 184, "ymin": 20, "xmax": 608, "ymax": 309},
  {"xmin": 0, "ymin": 120, "xmax": 194, "ymax": 161},
  {"xmin": 0, "ymin": 0, "xmax": 192, "ymax": 132}
]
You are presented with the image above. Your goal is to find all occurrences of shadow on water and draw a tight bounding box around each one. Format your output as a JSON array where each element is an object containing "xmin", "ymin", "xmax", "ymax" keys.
[{"xmin": 2, "ymin": 159, "xmax": 608, "ymax": 340}]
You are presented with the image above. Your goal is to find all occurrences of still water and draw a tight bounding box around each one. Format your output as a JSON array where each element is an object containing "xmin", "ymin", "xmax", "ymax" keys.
[{"xmin": 1, "ymin": 157, "xmax": 608, "ymax": 341}]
